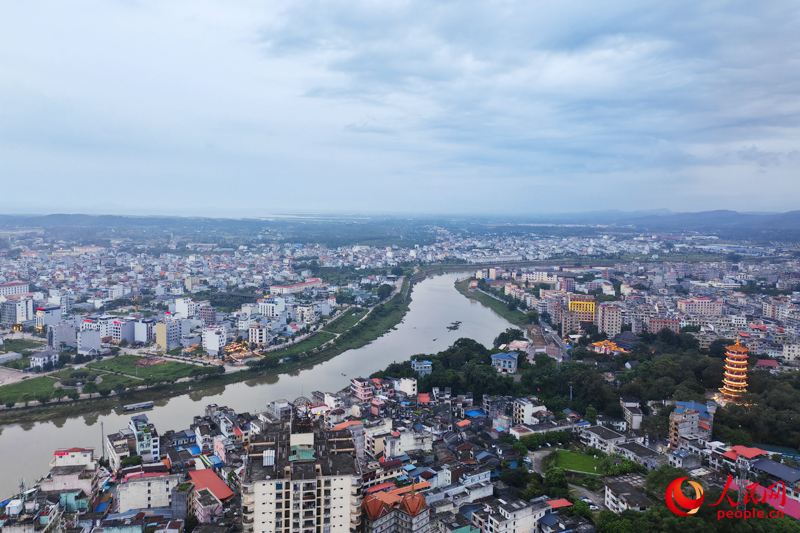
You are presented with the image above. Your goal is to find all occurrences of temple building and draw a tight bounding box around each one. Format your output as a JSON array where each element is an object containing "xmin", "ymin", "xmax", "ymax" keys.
[{"xmin": 719, "ymin": 340, "xmax": 749, "ymax": 404}]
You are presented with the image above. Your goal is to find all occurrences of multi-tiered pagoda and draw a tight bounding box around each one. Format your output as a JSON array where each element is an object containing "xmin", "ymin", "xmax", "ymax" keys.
[{"xmin": 719, "ymin": 340, "xmax": 749, "ymax": 404}]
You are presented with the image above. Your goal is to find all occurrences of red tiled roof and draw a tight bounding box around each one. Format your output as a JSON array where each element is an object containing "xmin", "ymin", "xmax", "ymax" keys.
[
  {"xmin": 456, "ymin": 420, "xmax": 471, "ymax": 427},
  {"xmin": 547, "ymin": 499, "xmax": 573, "ymax": 509},
  {"xmin": 418, "ymin": 393, "xmax": 430, "ymax": 404},
  {"xmin": 757, "ymin": 359, "xmax": 778, "ymax": 367},
  {"xmin": 189, "ymin": 470, "xmax": 234, "ymax": 501}
]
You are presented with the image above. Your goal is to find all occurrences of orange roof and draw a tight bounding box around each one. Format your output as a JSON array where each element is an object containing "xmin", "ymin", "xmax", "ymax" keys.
[
  {"xmin": 331, "ymin": 420, "xmax": 364, "ymax": 431},
  {"xmin": 399, "ymin": 493, "xmax": 428, "ymax": 517},
  {"xmin": 731, "ymin": 445, "xmax": 767, "ymax": 459},
  {"xmin": 547, "ymin": 499, "xmax": 573, "ymax": 509},
  {"xmin": 418, "ymin": 393, "xmax": 430, "ymax": 404},
  {"xmin": 722, "ymin": 451, "xmax": 739, "ymax": 461},
  {"xmin": 189, "ymin": 470, "xmax": 234, "ymax": 501},
  {"xmin": 456, "ymin": 420, "xmax": 471, "ymax": 427},
  {"xmin": 362, "ymin": 494, "xmax": 392, "ymax": 520}
]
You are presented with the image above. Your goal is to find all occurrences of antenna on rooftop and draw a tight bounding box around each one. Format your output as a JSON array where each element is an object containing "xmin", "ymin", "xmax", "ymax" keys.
[{"xmin": 18, "ymin": 478, "xmax": 25, "ymax": 499}]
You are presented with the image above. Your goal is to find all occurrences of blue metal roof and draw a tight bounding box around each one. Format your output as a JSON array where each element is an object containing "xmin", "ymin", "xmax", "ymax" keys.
[
  {"xmin": 491, "ymin": 352, "xmax": 519, "ymax": 361},
  {"xmin": 465, "ymin": 410, "xmax": 487, "ymax": 418}
]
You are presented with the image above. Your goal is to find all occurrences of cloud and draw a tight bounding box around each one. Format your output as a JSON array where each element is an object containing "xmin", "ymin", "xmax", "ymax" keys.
[{"xmin": 1, "ymin": 0, "xmax": 800, "ymax": 215}]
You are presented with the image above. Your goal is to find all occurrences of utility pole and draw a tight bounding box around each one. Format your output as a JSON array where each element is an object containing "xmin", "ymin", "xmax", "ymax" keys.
[{"xmin": 101, "ymin": 421, "xmax": 105, "ymax": 460}]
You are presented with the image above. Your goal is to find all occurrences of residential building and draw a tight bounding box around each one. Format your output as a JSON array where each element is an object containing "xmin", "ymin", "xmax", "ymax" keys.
[
  {"xmin": 351, "ymin": 378, "xmax": 373, "ymax": 402},
  {"xmin": 130, "ymin": 414, "xmax": 160, "ymax": 462},
  {"xmin": 77, "ymin": 328, "xmax": 102, "ymax": 355},
  {"xmin": 30, "ymin": 349, "xmax": 59, "ymax": 369},
  {"xmin": 36, "ymin": 305, "xmax": 62, "ymax": 329},
  {"xmin": 678, "ymin": 297, "xmax": 723, "ymax": 316},
  {"xmin": 117, "ymin": 474, "xmax": 181, "ymax": 512},
  {"xmin": 0, "ymin": 281, "xmax": 29, "ymax": 296},
  {"xmin": 580, "ymin": 426, "xmax": 625, "ymax": 453},
  {"xmin": 648, "ymin": 317, "xmax": 680, "ymax": 334},
  {"xmin": 490, "ymin": 352, "xmax": 519, "ymax": 374},
  {"xmin": 596, "ymin": 304, "xmax": 622, "ymax": 336},
  {"xmin": 156, "ymin": 320, "xmax": 182, "ymax": 350},
  {"xmin": 513, "ymin": 398, "xmax": 546, "ymax": 426},
  {"xmin": 1, "ymin": 298, "xmax": 33, "ymax": 326},
  {"xmin": 240, "ymin": 417, "xmax": 361, "ymax": 533},
  {"xmin": 605, "ymin": 479, "xmax": 653, "ymax": 513},
  {"xmin": 362, "ymin": 489, "xmax": 430, "ymax": 533},
  {"xmin": 202, "ymin": 326, "xmax": 227, "ymax": 356},
  {"xmin": 412, "ymin": 360, "xmax": 433, "ymax": 377},
  {"xmin": 249, "ymin": 324, "xmax": 270, "ymax": 346}
]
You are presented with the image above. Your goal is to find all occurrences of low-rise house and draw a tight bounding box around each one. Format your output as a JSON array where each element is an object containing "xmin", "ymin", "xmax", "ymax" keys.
[
  {"xmin": 668, "ymin": 450, "xmax": 703, "ymax": 470},
  {"xmin": 580, "ymin": 426, "xmax": 625, "ymax": 453},
  {"xmin": 490, "ymin": 352, "xmax": 519, "ymax": 374},
  {"xmin": 605, "ymin": 479, "xmax": 654, "ymax": 513}
]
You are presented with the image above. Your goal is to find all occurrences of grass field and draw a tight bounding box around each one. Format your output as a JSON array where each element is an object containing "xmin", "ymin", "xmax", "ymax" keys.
[
  {"xmin": 555, "ymin": 450, "xmax": 604, "ymax": 474},
  {"xmin": 273, "ymin": 332, "xmax": 337, "ymax": 358},
  {"xmin": 87, "ymin": 355, "xmax": 199, "ymax": 382},
  {"xmin": 323, "ymin": 308, "xmax": 366, "ymax": 334},
  {"xmin": 1, "ymin": 356, "xmax": 32, "ymax": 370},
  {"xmin": 51, "ymin": 368, "xmax": 141, "ymax": 392},
  {"xmin": 0, "ymin": 338, "xmax": 46, "ymax": 354},
  {"xmin": 0, "ymin": 376, "xmax": 60, "ymax": 405},
  {"xmin": 454, "ymin": 280, "xmax": 529, "ymax": 326}
]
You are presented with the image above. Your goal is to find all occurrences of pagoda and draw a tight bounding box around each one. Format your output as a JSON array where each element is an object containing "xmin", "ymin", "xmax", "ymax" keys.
[{"xmin": 719, "ymin": 339, "xmax": 749, "ymax": 403}]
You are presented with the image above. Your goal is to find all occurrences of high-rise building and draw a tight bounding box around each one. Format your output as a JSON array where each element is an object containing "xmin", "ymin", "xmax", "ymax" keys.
[
  {"xmin": 597, "ymin": 304, "xmax": 622, "ymax": 336},
  {"xmin": 719, "ymin": 341, "xmax": 749, "ymax": 404},
  {"xmin": 567, "ymin": 294, "xmax": 596, "ymax": 329},
  {"xmin": 156, "ymin": 320, "xmax": 182, "ymax": 350},
  {"xmin": 1, "ymin": 298, "xmax": 33, "ymax": 326},
  {"xmin": 240, "ymin": 410, "xmax": 361, "ymax": 533}
]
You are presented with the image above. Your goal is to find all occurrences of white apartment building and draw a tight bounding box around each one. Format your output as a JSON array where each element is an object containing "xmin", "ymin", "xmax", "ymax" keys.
[
  {"xmin": 513, "ymin": 398, "xmax": 547, "ymax": 426},
  {"xmin": 1, "ymin": 298, "xmax": 34, "ymax": 326},
  {"xmin": 258, "ymin": 298, "xmax": 286, "ymax": 318},
  {"xmin": 241, "ymin": 419, "xmax": 361, "ymax": 533},
  {"xmin": 77, "ymin": 329, "xmax": 102, "ymax": 355},
  {"xmin": 117, "ymin": 474, "xmax": 181, "ymax": 512},
  {"xmin": 677, "ymin": 297, "xmax": 723, "ymax": 315},
  {"xmin": 203, "ymin": 326, "xmax": 228, "ymax": 356},
  {"xmin": 296, "ymin": 306, "xmax": 317, "ymax": 324},
  {"xmin": 249, "ymin": 324, "xmax": 270, "ymax": 346},
  {"xmin": 0, "ymin": 282, "xmax": 29, "ymax": 297},
  {"xmin": 392, "ymin": 378, "xmax": 417, "ymax": 397},
  {"xmin": 605, "ymin": 480, "xmax": 654, "ymax": 513}
]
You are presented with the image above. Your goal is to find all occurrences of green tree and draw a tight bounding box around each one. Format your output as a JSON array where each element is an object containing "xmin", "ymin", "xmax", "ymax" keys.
[{"xmin": 585, "ymin": 405, "xmax": 598, "ymax": 424}]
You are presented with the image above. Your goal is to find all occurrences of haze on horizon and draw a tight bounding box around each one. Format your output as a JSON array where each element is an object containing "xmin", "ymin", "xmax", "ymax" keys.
[{"xmin": 2, "ymin": 1, "xmax": 800, "ymax": 218}]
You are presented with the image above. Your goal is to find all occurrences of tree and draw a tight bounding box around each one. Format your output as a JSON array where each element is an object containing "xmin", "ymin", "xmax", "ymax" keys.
[
  {"xmin": 121, "ymin": 455, "xmax": 143, "ymax": 468},
  {"xmin": 527, "ymin": 310, "xmax": 540, "ymax": 324},
  {"xmin": 377, "ymin": 284, "xmax": 393, "ymax": 299},
  {"xmin": 585, "ymin": 405, "xmax": 598, "ymax": 424},
  {"xmin": 494, "ymin": 328, "xmax": 525, "ymax": 347},
  {"xmin": 391, "ymin": 267, "xmax": 404, "ymax": 276}
]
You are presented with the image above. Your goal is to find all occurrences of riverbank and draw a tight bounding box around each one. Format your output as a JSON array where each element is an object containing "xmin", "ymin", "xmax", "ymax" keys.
[
  {"xmin": 454, "ymin": 279, "xmax": 529, "ymax": 326},
  {"xmin": 0, "ymin": 278, "xmax": 414, "ymax": 426}
]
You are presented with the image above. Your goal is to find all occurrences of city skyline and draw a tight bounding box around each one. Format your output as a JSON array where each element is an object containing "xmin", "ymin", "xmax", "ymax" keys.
[{"xmin": 2, "ymin": 1, "xmax": 800, "ymax": 216}]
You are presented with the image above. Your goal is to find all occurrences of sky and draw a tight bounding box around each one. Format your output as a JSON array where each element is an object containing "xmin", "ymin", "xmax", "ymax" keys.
[{"xmin": 2, "ymin": 0, "xmax": 800, "ymax": 217}]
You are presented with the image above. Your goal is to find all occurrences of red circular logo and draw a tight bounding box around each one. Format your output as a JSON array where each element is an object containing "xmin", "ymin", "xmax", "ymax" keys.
[{"xmin": 666, "ymin": 477, "xmax": 705, "ymax": 516}]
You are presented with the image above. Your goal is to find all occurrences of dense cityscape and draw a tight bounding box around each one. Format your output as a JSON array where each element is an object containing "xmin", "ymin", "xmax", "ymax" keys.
[
  {"xmin": 4, "ymin": 0, "xmax": 800, "ymax": 532},
  {"xmin": 2, "ymin": 221, "xmax": 800, "ymax": 533}
]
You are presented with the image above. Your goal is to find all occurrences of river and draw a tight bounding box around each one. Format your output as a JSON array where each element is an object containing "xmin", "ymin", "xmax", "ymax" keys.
[{"xmin": 0, "ymin": 273, "xmax": 516, "ymax": 496}]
